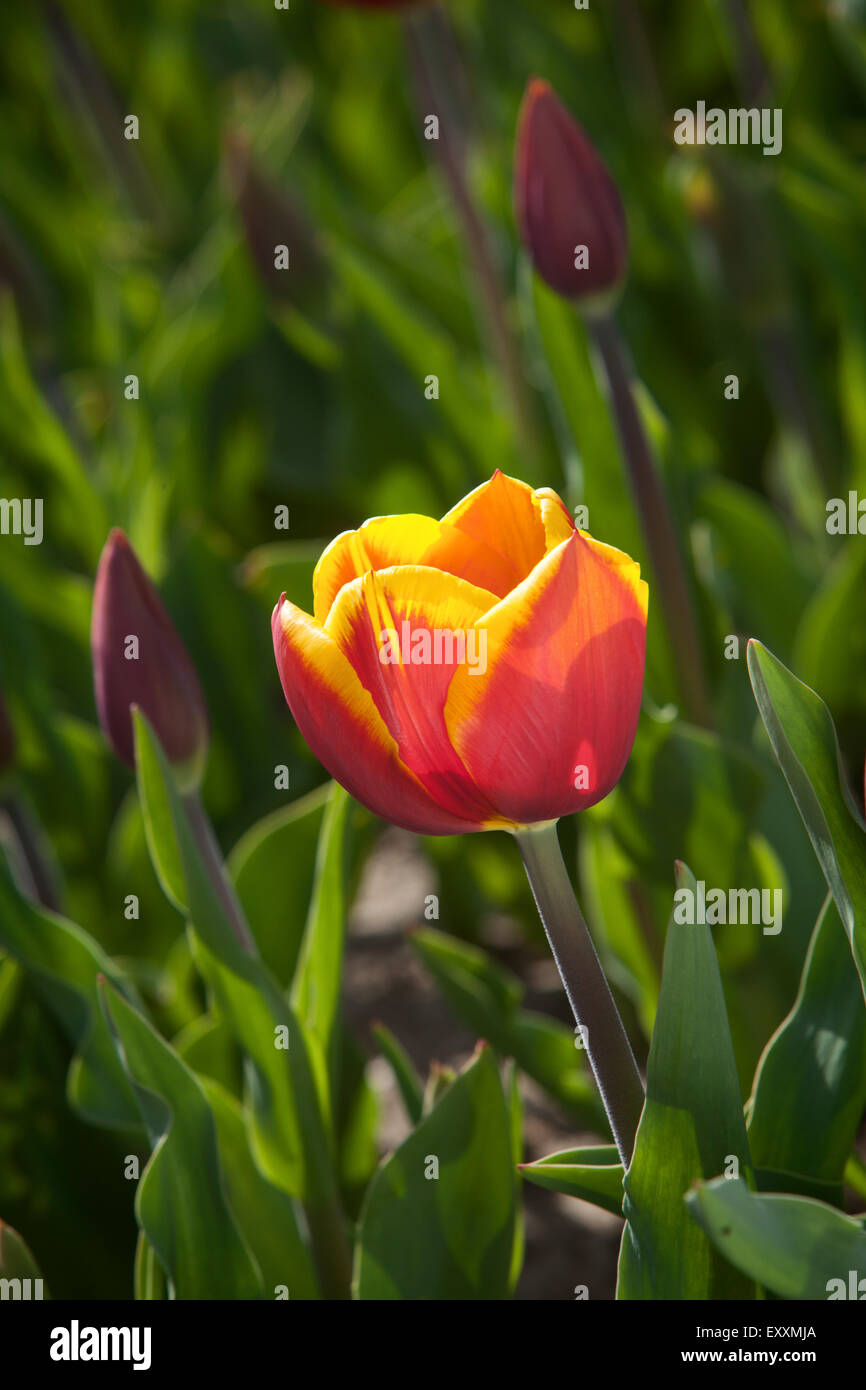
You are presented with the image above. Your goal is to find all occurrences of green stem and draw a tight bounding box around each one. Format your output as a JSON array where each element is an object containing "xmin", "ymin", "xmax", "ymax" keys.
[
  {"xmin": 515, "ymin": 821, "xmax": 644, "ymax": 1166},
  {"xmin": 587, "ymin": 311, "xmax": 714, "ymax": 730},
  {"xmin": 0, "ymin": 795, "xmax": 61, "ymax": 911}
]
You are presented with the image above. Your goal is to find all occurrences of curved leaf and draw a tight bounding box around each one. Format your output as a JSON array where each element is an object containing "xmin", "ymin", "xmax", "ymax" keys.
[
  {"xmin": 748, "ymin": 894, "xmax": 866, "ymax": 1205},
  {"xmin": 519, "ymin": 1144, "xmax": 624, "ymax": 1216},
  {"xmin": 99, "ymin": 980, "xmax": 262, "ymax": 1300},
  {"xmin": 687, "ymin": 1176, "xmax": 866, "ymax": 1300},
  {"xmin": 618, "ymin": 862, "xmax": 756, "ymax": 1300},
  {"xmin": 354, "ymin": 1044, "xmax": 517, "ymax": 1300}
]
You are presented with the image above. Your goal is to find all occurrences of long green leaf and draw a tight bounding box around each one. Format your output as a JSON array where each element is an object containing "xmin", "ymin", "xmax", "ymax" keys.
[
  {"xmin": 100, "ymin": 981, "xmax": 262, "ymax": 1299},
  {"xmin": 747, "ymin": 640, "xmax": 866, "ymax": 995},
  {"xmin": 748, "ymin": 894, "xmax": 866, "ymax": 1204},
  {"xmin": 0, "ymin": 860, "xmax": 139, "ymax": 1127},
  {"xmin": 618, "ymin": 862, "xmax": 756, "ymax": 1299}
]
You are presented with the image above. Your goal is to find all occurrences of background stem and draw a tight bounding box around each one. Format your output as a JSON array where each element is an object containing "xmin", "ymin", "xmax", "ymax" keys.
[
  {"xmin": 403, "ymin": 5, "xmax": 541, "ymax": 467},
  {"xmin": 516, "ymin": 821, "xmax": 644, "ymax": 1166},
  {"xmin": 588, "ymin": 311, "xmax": 713, "ymax": 729}
]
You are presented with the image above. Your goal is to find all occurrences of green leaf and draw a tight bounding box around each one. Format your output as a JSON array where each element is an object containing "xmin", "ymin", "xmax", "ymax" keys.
[
  {"xmin": 199, "ymin": 1076, "xmax": 319, "ymax": 1300},
  {"xmin": 133, "ymin": 710, "xmax": 248, "ymax": 974},
  {"xmin": 410, "ymin": 927, "xmax": 605, "ymax": 1129},
  {"xmin": 99, "ymin": 981, "xmax": 262, "ymax": 1299},
  {"xmin": 519, "ymin": 1145, "xmax": 625, "ymax": 1217},
  {"xmin": 291, "ymin": 783, "xmax": 351, "ymax": 1056},
  {"xmin": 0, "ymin": 1220, "xmax": 47, "ymax": 1295},
  {"xmin": 354, "ymin": 1043, "xmax": 517, "ymax": 1300},
  {"xmin": 0, "ymin": 860, "xmax": 139, "ymax": 1127},
  {"xmin": 748, "ymin": 894, "xmax": 866, "ymax": 1204},
  {"xmin": 189, "ymin": 934, "xmax": 334, "ymax": 1207},
  {"xmin": 228, "ymin": 783, "xmax": 330, "ymax": 988},
  {"xmin": 372, "ymin": 1022, "xmax": 424, "ymax": 1125},
  {"xmin": 747, "ymin": 640, "xmax": 866, "ymax": 996},
  {"xmin": 618, "ymin": 862, "xmax": 756, "ymax": 1300},
  {"xmin": 132, "ymin": 711, "xmax": 343, "ymax": 1285},
  {"xmin": 687, "ymin": 1176, "xmax": 866, "ymax": 1300},
  {"xmin": 133, "ymin": 1232, "xmax": 165, "ymax": 1301}
]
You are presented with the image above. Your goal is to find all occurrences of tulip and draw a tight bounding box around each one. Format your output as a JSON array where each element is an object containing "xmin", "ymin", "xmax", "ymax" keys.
[
  {"xmin": 515, "ymin": 78, "xmax": 628, "ymax": 306},
  {"xmin": 272, "ymin": 470, "xmax": 646, "ymax": 836},
  {"xmin": 91, "ymin": 530, "xmax": 209, "ymax": 787},
  {"xmin": 272, "ymin": 469, "xmax": 647, "ymax": 1161}
]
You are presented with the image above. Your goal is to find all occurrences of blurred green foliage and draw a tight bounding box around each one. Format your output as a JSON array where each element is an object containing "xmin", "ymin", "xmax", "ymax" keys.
[{"xmin": 1, "ymin": 0, "xmax": 865, "ymax": 1297}]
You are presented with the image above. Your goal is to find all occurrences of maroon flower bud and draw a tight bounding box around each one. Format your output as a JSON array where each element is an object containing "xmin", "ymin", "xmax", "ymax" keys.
[
  {"xmin": 91, "ymin": 530, "xmax": 209, "ymax": 785},
  {"xmin": 222, "ymin": 132, "xmax": 326, "ymax": 308},
  {"xmin": 515, "ymin": 78, "xmax": 628, "ymax": 306}
]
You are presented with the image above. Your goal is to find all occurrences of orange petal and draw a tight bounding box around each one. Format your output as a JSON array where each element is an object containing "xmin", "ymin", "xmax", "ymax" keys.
[
  {"xmin": 535, "ymin": 485, "xmax": 575, "ymax": 551},
  {"xmin": 440, "ymin": 470, "xmax": 548, "ymax": 590},
  {"xmin": 325, "ymin": 566, "xmax": 512, "ymax": 828},
  {"xmin": 444, "ymin": 530, "xmax": 647, "ymax": 824},
  {"xmin": 312, "ymin": 513, "xmax": 519, "ymax": 624},
  {"xmin": 272, "ymin": 597, "xmax": 485, "ymax": 834}
]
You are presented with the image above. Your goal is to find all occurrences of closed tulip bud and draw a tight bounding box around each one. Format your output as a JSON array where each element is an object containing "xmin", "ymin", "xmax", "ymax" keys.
[
  {"xmin": 515, "ymin": 78, "xmax": 628, "ymax": 307},
  {"xmin": 273, "ymin": 471, "xmax": 646, "ymax": 834},
  {"xmin": 91, "ymin": 530, "xmax": 209, "ymax": 786},
  {"xmin": 222, "ymin": 132, "xmax": 326, "ymax": 308}
]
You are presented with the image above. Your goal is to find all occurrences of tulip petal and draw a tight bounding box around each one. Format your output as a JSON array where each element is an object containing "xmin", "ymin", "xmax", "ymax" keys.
[
  {"xmin": 440, "ymin": 470, "xmax": 548, "ymax": 590},
  {"xmin": 444, "ymin": 530, "xmax": 647, "ymax": 824},
  {"xmin": 272, "ymin": 598, "xmax": 484, "ymax": 835},
  {"xmin": 324, "ymin": 566, "xmax": 512, "ymax": 827},
  {"xmin": 312, "ymin": 513, "xmax": 519, "ymax": 624},
  {"xmin": 536, "ymin": 486, "xmax": 575, "ymax": 550}
]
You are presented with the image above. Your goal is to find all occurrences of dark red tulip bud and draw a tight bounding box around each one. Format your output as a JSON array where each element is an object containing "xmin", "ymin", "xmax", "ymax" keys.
[
  {"xmin": 91, "ymin": 530, "xmax": 209, "ymax": 785},
  {"xmin": 515, "ymin": 78, "xmax": 628, "ymax": 306},
  {"xmin": 222, "ymin": 132, "xmax": 326, "ymax": 308}
]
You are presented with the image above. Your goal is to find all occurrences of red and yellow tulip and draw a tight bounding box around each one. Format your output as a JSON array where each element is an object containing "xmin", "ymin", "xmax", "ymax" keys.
[{"xmin": 272, "ymin": 471, "xmax": 647, "ymax": 834}]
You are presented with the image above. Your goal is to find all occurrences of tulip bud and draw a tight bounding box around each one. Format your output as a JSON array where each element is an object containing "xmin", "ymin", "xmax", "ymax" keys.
[
  {"xmin": 222, "ymin": 132, "xmax": 326, "ymax": 309},
  {"xmin": 91, "ymin": 530, "xmax": 209, "ymax": 786},
  {"xmin": 515, "ymin": 78, "xmax": 628, "ymax": 307}
]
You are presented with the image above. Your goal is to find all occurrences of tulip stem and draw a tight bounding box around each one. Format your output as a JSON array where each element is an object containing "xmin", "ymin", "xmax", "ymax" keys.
[
  {"xmin": 0, "ymin": 795, "xmax": 62, "ymax": 911},
  {"xmin": 402, "ymin": 6, "xmax": 541, "ymax": 468},
  {"xmin": 515, "ymin": 820, "xmax": 644, "ymax": 1166},
  {"xmin": 587, "ymin": 312, "xmax": 714, "ymax": 730},
  {"xmin": 182, "ymin": 791, "xmax": 256, "ymax": 956}
]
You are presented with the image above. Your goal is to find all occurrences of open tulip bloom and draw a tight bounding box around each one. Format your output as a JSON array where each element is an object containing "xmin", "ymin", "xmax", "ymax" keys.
[{"xmin": 273, "ymin": 470, "xmax": 648, "ymax": 1160}]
